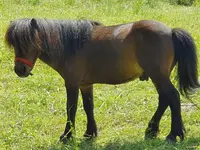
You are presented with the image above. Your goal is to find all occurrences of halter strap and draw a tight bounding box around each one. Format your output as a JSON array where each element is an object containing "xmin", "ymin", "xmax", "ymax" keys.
[{"xmin": 15, "ymin": 57, "xmax": 34, "ymax": 68}]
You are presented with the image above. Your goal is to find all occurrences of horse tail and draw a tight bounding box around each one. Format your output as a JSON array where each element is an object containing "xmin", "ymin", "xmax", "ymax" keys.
[{"xmin": 172, "ymin": 28, "xmax": 200, "ymax": 97}]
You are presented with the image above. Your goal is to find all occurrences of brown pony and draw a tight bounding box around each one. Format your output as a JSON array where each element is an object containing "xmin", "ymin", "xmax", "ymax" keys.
[{"xmin": 5, "ymin": 18, "xmax": 199, "ymax": 143}]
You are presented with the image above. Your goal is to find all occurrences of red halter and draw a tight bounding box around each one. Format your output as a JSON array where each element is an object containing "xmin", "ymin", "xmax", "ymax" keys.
[{"xmin": 15, "ymin": 57, "xmax": 34, "ymax": 68}]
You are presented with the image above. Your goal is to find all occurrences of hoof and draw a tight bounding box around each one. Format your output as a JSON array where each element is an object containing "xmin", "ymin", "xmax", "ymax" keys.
[
  {"xmin": 60, "ymin": 132, "xmax": 72, "ymax": 144},
  {"xmin": 166, "ymin": 135, "xmax": 177, "ymax": 144},
  {"xmin": 145, "ymin": 128, "xmax": 158, "ymax": 140},
  {"xmin": 83, "ymin": 130, "xmax": 97, "ymax": 138}
]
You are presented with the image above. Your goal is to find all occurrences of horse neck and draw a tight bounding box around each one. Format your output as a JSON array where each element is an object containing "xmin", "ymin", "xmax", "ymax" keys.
[
  {"xmin": 39, "ymin": 52, "xmax": 51, "ymax": 65},
  {"xmin": 38, "ymin": 51, "xmax": 59, "ymax": 70},
  {"xmin": 38, "ymin": 51, "xmax": 65, "ymax": 78}
]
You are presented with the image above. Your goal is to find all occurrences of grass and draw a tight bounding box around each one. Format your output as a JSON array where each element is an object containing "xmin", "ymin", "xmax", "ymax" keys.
[{"xmin": 0, "ymin": 0, "xmax": 200, "ymax": 149}]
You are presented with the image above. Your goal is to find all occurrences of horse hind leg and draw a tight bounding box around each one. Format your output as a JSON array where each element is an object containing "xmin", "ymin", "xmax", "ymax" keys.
[
  {"xmin": 145, "ymin": 87, "xmax": 168, "ymax": 139},
  {"xmin": 146, "ymin": 75, "xmax": 185, "ymax": 142}
]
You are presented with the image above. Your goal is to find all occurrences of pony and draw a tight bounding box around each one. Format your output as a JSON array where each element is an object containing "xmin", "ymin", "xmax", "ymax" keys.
[{"xmin": 5, "ymin": 18, "xmax": 200, "ymax": 143}]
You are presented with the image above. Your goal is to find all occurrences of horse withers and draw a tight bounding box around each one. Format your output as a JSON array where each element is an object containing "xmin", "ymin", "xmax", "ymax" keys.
[{"xmin": 5, "ymin": 18, "xmax": 200, "ymax": 143}]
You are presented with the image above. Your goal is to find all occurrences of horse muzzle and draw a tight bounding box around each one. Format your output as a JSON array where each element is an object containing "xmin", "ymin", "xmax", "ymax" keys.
[{"xmin": 14, "ymin": 63, "xmax": 32, "ymax": 78}]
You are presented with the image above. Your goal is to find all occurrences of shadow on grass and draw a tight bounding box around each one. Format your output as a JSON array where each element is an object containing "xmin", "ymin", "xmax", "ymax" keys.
[
  {"xmin": 49, "ymin": 137, "xmax": 200, "ymax": 150},
  {"xmin": 101, "ymin": 138, "xmax": 200, "ymax": 150}
]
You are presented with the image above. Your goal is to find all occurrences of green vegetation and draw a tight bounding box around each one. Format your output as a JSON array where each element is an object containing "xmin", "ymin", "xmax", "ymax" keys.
[{"xmin": 0, "ymin": 0, "xmax": 200, "ymax": 149}]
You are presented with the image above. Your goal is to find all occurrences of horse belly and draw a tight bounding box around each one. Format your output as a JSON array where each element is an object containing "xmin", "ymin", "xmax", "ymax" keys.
[
  {"xmin": 91, "ymin": 51, "xmax": 144, "ymax": 84},
  {"xmin": 81, "ymin": 41, "xmax": 144, "ymax": 85},
  {"xmin": 115, "ymin": 56, "xmax": 144, "ymax": 84}
]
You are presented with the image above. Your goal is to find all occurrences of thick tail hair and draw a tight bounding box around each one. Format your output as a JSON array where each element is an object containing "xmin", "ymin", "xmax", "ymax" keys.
[{"xmin": 172, "ymin": 28, "xmax": 200, "ymax": 97}]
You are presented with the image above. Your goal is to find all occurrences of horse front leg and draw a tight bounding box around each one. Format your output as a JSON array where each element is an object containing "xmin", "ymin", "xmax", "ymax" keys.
[
  {"xmin": 80, "ymin": 85, "xmax": 97, "ymax": 138},
  {"xmin": 60, "ymin": 85, "xmax": 79, "ymax": 143}
]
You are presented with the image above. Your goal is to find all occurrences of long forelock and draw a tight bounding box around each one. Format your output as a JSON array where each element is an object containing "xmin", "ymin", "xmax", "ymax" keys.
[{"xmin": 5, "ymin": 19, "xmax": 38, "ymax": 54}]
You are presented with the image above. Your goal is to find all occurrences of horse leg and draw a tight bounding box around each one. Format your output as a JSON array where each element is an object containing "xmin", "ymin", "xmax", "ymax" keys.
[
  {"xmin": 60, "ymin": 85, "xmax": 79, "ymax": 143},
  {"xmin": 80, "ymin": 85, "xmax": 97, "ymax": 137},
  {"xmin": 166, "ymin": 87, "xmax": 185, "ymax": 142},
  {"xmin": 148, "ymin": 76, "xmax": 185, "ymax": 142},
  {"xmin": 145, "ymin": 89, "xmax": 168, "ymax": 139}
]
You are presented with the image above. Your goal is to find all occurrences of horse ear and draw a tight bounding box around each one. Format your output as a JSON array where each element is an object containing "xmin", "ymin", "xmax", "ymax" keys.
[{"xmin": 30, "ymin": 18, "xmax": 38, "ymax": 29}]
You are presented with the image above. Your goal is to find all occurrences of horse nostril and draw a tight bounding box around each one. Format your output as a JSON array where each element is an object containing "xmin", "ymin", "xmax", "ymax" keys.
[
  {"xmin": 22, "ymin": 65, "xmax": 26, "ymax": 73},
  {"xmin": 14, "ymin": 65, "xmax": 27, "ymax": 76}
]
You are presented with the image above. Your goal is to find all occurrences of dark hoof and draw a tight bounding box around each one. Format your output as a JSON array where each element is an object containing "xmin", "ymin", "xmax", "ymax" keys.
[
  {"xmin": 166, "ymin": 126, "xmax": 185, "ymax": 143},
  {"xmin": 60, "ymin": 132, "xmax": 72, "ymax": 144},
  {"xmin": 83, "ymin": 130, "xmax": 97, "ymax": 138},
  {"xmin": 144, "ymin": 128, "xmax": 158, "ymax": 140},
  {"xmin": 166, "ymin": 132, "xmax": 184, "ymax": 143},
  {"xmin": 144, "ymin": 132, "xmax": 158, "ymax": 140},
  {"xmin": 166, "ymin": 135, "xmax": 177, "ymax": 143},
  {"xmin": 84, "ymin": 122, "xmax": 97, "ymax": 138}
]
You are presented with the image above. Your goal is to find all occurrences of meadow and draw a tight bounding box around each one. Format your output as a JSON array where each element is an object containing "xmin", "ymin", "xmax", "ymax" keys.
[{"xmin": 0, "ymin": 0, "xmax": 200, "ymax": 149}]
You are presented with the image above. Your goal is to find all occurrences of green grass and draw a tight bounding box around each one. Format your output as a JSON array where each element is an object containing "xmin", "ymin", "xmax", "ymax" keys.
[{"xmin": 0, "ymin": 0, "xmax": 200, "ymax": 149}]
